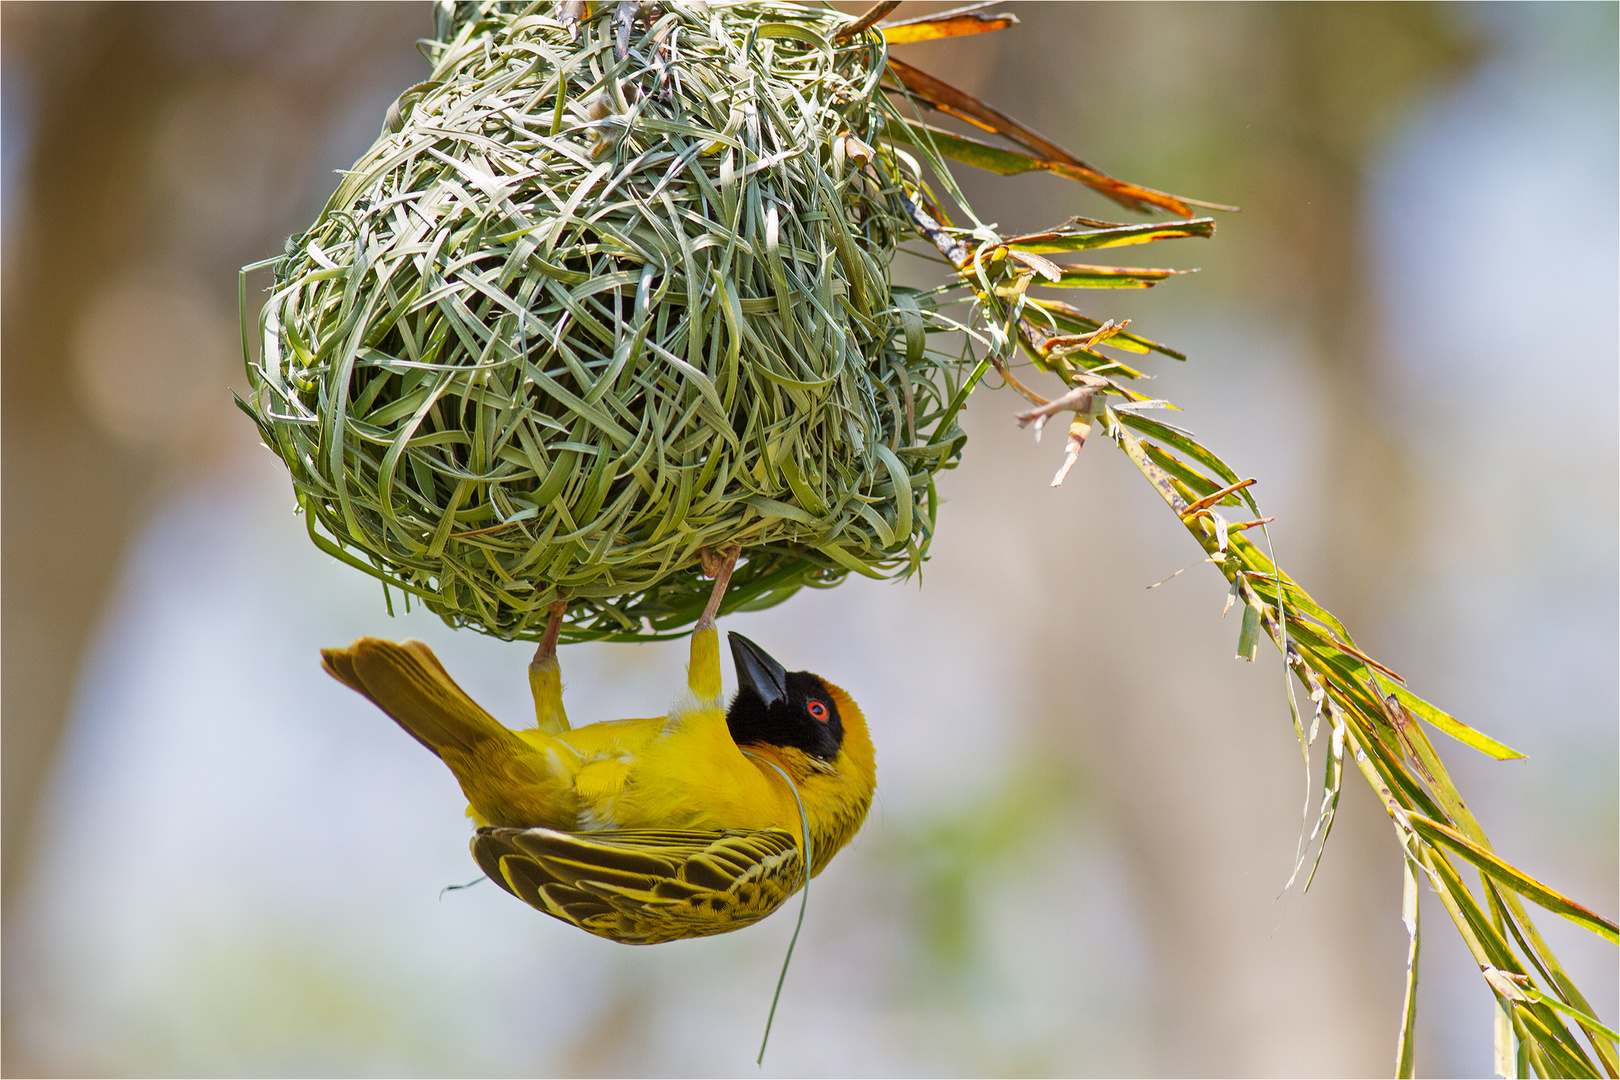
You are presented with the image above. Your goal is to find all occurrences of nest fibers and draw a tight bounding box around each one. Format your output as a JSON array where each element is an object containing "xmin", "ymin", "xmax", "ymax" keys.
[{"xmin": 243, "ymin": 0, "xmax": 973, "ymax": 641}]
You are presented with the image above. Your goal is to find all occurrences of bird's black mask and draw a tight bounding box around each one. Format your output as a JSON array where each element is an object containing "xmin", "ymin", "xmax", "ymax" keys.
[{"xmin": 725, "ymin": 632, "xmax": 844, "ymax": 761}]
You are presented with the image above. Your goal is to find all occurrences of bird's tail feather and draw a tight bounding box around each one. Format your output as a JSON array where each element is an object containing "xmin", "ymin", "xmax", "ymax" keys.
[{"xmin": 322, "ymin": 637, "xmax": 519, "ymax": 760}]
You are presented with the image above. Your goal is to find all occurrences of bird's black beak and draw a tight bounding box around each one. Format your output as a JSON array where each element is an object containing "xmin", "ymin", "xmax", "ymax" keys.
[{"xmin": 728, "ymin": 632, "xmax": 788, "ymax": 708}]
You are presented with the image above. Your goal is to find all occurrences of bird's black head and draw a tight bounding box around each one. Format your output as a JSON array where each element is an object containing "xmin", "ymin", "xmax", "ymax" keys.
[{"xmin": 726, "ymin": 632, "xmax": 843, "ymax": 761}]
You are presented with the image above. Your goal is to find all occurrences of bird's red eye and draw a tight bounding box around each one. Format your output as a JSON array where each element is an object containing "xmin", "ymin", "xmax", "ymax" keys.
[{"xmin": 807, "ymin": 700, "xmax": 829, "ymax": 722}]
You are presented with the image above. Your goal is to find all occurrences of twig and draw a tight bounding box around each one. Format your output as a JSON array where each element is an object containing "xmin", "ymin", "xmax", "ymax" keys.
[
  {"xmin": 900, "ymin": 194, "xmax": 970, "ymax": 268},
  {"xmin": 1013, "ymin": 377, "xmax": 1106, "ymax": 439},
  {"xmin": 833, "ymin": 0, "xmax": 903, "ymax": 42},
  {"xmin": 1040, "ymin": 318, "xmax": 1130, "ymax": 356},
  {"xmin": 985, "ymin": 355, "xmax": 1047, "ymax": 406},
  {"xmin": 1181, "ymin": 477, "xmax": 1256, "ymax": 516},
  {"xmin": 1049, "ymin": 424, "xmax": 1089, "ymax": 487},
  {"xmin": 1011, "ymin": 377, "xmax": 1110, "ymax": 485}
]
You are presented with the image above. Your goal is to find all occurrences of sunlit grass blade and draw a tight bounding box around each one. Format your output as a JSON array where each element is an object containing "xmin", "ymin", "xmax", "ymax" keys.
[
  {"xmin": 1492, "ymin": 884, "xmax": 1620, "ymax": 1076},
  {"xmin": 1390, "ymin": 683, "xmax": 1527, "ymax": 760},
  {"xmin": 1003, "ymin": 218, "xmax": 1216, "ymax": 252},
  {"xmin": 1026, "ymin": 298, "xmax": 1188, "ymax": 359},
  {"xmin": 883, "ymin": 58, "xmax": 1196, "ymax": 216},
  {"xmin": 1397, "ymin": 857, "xmax": 1421, "ymax": 1079},
  {"xmin": 1040, "ymin": 264, "xmax": 1192, "ymax": 288},
  {"xmin": 1298, "ymin": 709, "xmax": 1346, "ymax": 892},
  {"xmin": 886, "ymin": 117, "xmax": 1079, "ymax": 179},
  {"xmin": 878, "ymin": 4, "xmax": 1017, "ymax": 44},
  {"xmin": 893, "ymin": 129, "xmax": 1616, "ymax": 1078},
  {"xmin": 1513, "ymin": 999, "xmax": 1603, "ymax": 1079},
  {"xmin": 1410, "ymin": 815, "xmax": 1620, "ymax": 944},
  {"xmin": 1406, "ymin": 806, "xmax": 1602, "ymax": 1075},
  {"xmin": 1487, "ymin": 972, "xmax": 1620, "ymax": 1044}
]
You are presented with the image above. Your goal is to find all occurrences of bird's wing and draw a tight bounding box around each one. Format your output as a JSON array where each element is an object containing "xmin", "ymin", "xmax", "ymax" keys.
[{"xmin": 472, "ymin": 826, "xmax": 806, "ymax": 944}]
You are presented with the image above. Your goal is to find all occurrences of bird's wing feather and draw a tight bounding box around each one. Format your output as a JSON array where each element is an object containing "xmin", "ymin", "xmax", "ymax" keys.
[{"xmin": 472, "ymin": 826, "xmax": 805, "ymax": 944}]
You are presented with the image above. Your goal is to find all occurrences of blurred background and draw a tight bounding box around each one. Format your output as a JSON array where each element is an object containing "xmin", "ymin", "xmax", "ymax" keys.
[{"xmin": 2, "ymin": 2, "xmax": 1614, "ymax": 1075}]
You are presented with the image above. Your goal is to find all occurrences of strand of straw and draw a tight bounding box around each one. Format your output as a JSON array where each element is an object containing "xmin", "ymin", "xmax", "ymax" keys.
[{"xmin": 740, "ymin": 749, "xmax": 813, "ymax": 1066}]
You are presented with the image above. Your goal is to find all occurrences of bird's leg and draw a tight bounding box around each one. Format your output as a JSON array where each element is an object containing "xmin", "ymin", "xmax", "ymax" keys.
[
  {"xmin": 528, "ymin": 600, "xmax": 571, "ymax": 733},
  {"xmin": 697, "ymin": 545, "xmax": 740, "ymax": 631},
  {"xmin": 689, "ymin": 545, "xmax": 740, "ymax": 704}
]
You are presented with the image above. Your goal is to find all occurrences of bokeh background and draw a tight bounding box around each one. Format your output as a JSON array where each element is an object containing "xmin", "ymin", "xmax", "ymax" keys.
[{"xmin": 3, "ymin": 2, "xmax": 1614, "ymax": 1076}]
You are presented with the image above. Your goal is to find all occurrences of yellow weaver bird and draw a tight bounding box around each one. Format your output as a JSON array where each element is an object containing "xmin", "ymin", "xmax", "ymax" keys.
[{"xmin": 320, "ymin": 550, "xmax": 875, "ymax": 944}]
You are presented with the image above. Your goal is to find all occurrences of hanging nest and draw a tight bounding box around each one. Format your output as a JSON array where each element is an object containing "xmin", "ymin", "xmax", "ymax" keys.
[
  {"xmin": 243, "ymin": 0, "xmax": 970, "ymax": 641},
  {"xmin": 242, "ymin": 0, "xmax": 1216, "ymax": 642}
]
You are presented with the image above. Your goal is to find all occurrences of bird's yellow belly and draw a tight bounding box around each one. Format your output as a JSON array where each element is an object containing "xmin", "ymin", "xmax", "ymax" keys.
[{"xmin": 554, "ymin": 710, "xmax": 796, "ymax": 833}]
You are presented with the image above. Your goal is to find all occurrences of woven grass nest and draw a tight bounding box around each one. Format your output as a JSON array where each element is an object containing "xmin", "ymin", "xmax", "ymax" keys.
[{"xmin": 244, "ymin": 0, "xmax": 972, "ymax": 642}]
